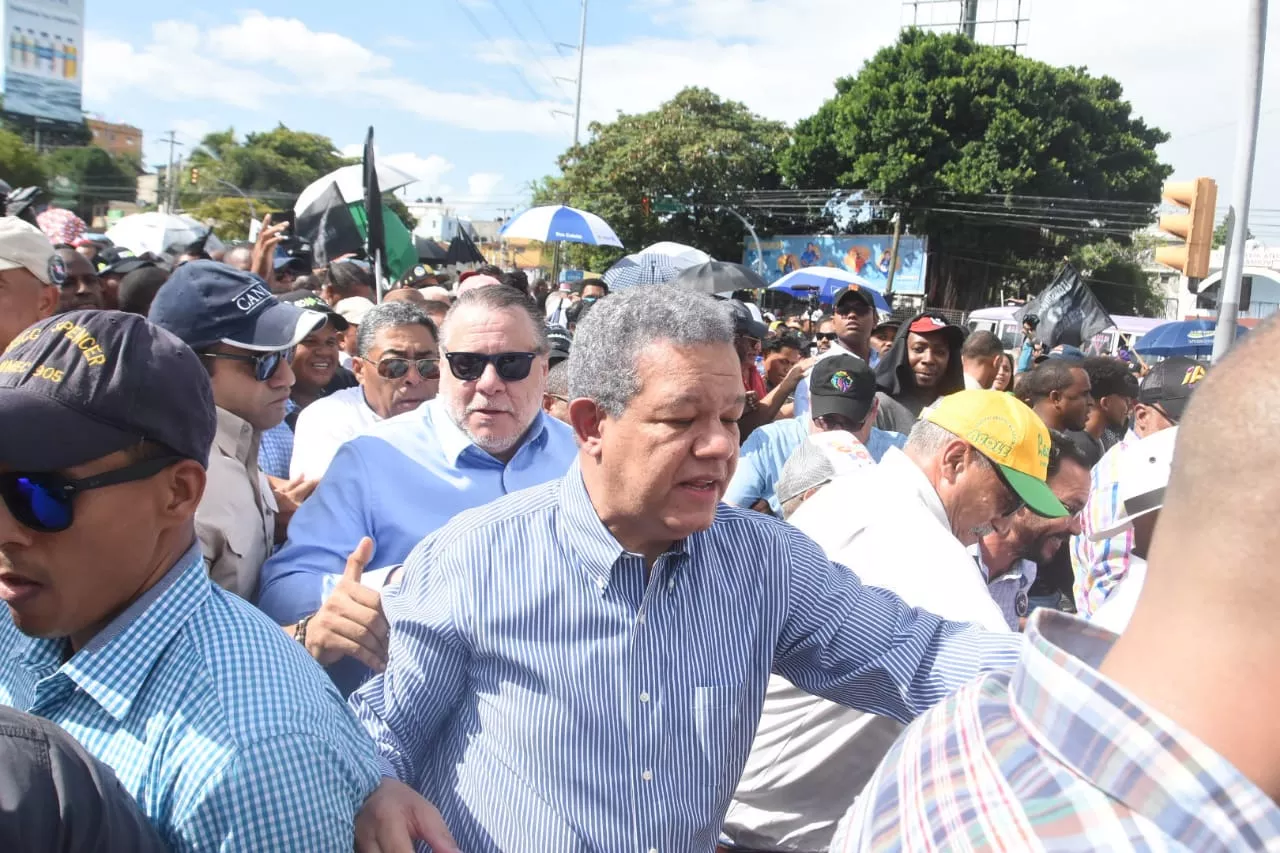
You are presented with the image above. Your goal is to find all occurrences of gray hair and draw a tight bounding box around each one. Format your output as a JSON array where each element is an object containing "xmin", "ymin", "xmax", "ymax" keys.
[
  {"xmin": 545, "ymin": 359, "xmax": 569, "ymax": 398},
  {"xmin": 775, "ymin": 439, "xmax": 838, "ymax": 517},
  {"xmin": 441, "ymin": 285, "xmax": 548, "ymax": 353},
  {"xmin": 569, "ymin": 287, "xmax": 734, "ymax": 417},
  {"xmin": 906, "ymin": 419, "xmax": 994, "ymax": 473},
  {"xmin": 355, "ymin": 302, "xmax": 437, "ymax": 357}
]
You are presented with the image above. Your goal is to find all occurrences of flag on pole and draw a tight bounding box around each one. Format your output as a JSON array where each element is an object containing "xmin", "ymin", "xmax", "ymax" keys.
[
  {"xmin": 1015, "ymin": 263, "xmax": 1115, "ymax": 348},
  {"xmin": 362, "ymin": 126, "xmax": 387, "ymax": 301}
]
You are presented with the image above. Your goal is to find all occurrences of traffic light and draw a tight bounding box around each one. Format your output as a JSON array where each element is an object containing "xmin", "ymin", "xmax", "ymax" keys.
[
  {"xmin": 1154, "ymin": 177, "xmax": 1217, "ymax": 290},
  {"xmin": 641, "ymin": 195, "xmax": 651, "ymax": 216},
  {"xmin": 189, "ymin": 167, "xmax": 200, "ymax": 185}
]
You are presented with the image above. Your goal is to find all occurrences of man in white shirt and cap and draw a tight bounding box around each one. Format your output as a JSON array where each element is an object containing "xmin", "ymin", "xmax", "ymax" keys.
[{"xmin": 721, "ymin": 390, "xmax": 1067, "ymax": 853}]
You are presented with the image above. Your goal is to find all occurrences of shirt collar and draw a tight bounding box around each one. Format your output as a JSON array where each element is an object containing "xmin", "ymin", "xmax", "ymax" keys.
[
  {"xmin": 1015, "ymin": 610, "xmax": 1280, "ymax": 843},
  {"xmin": 968, "ymin": 542, "xmax": 1036, "ymax": 587},
  {"xmin": 17, "ymin": 544, "xmax": 209, "ymax": 722},
  {"xmin": 430, "ymin": 399, "xmax": 551, "ymax": 467},
  {"xmin": 879, "ymin": 447, "xmax": 948, "ymax": 529},
  {"xmin": 555, "ymin": 459, "xmax": 690, "ymax": 592},
  {"xmin": 214, "ymin": 406, "xmax": 258, "ymax": 464}
]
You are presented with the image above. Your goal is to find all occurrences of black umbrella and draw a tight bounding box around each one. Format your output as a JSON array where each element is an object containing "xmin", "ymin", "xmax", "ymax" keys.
[
  {"xmin": 445, "ymin": 230, "xmax": 486, "ymax": 265},
  {"xmin": 670, "ymin": 261, "xmax": 767, "ymax": 294},
  {"xmin": 417, "ymin": 239, "xmax": 448, "ymax": 264},
  {"xmin": 296, "ymin": 182, "xmax": 363, "ymax": 267}
]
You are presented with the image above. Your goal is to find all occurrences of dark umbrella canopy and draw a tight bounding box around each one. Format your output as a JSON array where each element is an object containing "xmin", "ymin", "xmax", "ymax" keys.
[
  {"xmin": 670, "ymin": 261, "xmax": 767, "ymax": 294},
  {"xmin": 445, "ymin": 230, "xmax": 486, "ymax": 265},
  {"xmin": 417, "ymin": 239, "xmax": 448, "ymax": 264}
]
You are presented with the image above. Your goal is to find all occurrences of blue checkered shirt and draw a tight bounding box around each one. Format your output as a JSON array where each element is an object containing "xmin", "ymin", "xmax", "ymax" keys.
[
  {"xmin": 0, "ymin": 544, "xmax": 381, "ymax": 851},
  {"xmin": 350, "ymin": 461, "xmax": 1021, "ymax": 852},
  {"xmin": 257, "ymin": 398, "xmax": 300, "ymax": 479}
]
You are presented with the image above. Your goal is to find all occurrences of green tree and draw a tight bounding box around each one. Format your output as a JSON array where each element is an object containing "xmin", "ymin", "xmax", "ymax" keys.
[
  {"xmin": 784, "ymin": 30, "xmax": 1172, "ymax": 308},
  {"xmin": 41, "ymin": 147, "xmax": 138, "ymax": 220},
  {"xmin": 1212, "ymin": 219, "xmax": 1253, "ymax": 249},
  {"xmin": 0, "ymin": 129, "xmax": 46, "ymax": 190},
  {"xmin": 188, "ymin": 196, "xmax": 280, "ymax": 242},
  {"xmin": 532, "ymin": 87, "xmax": 791, "ymax": 269}
]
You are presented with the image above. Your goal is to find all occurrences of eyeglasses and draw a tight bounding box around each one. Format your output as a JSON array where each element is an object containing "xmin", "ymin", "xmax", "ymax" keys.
[
  {"xmin": 987, "ymin": 462, "xmax": 1026, "ymax": 519},
  {"xmin": 444, "ymin": 351, "xmax": 537, "ymax": 382},
  {"xmin": 374, "ymin": 355, "xmax": 441, "ymax": 380},
  {"xmin": 200, "ymin": 349, "xmax": 292, "ymax": 382},
  {"xmin": 0, "ymin": 455, "xmax": 184, "ymax": 533},
  {"xmin": 816, "ymin": 332, "xmax": 837, "ymax": 342}
]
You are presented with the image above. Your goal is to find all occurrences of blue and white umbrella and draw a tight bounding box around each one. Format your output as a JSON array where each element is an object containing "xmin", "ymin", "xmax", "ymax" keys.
[
  {"xmin": 1134, "ymin": 319, "xmax": 1249, "ymax": 357},
  {"xmin": 499, "ymin": 204, "xmax": 624, "ymax": 248},
  {"xmin": 768, "ymin": 267, "xmax": 890, "ymax": 312}
]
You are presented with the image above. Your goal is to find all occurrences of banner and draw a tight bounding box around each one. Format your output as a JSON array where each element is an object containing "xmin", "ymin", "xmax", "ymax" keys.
[
  {"xmin": 743, "ymin": 233, "xmax": 929, "ymax": 295},
  {"xmin": 3, "ymin": 0, "xmax": 84, "ymax": 123},
  {"xmin": 1014, "ymin": 263, "xmax": 1115, "ymax": 348}
]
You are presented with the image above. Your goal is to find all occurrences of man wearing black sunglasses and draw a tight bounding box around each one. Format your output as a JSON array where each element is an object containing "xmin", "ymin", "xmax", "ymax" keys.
[
  {"xmin": 149, "ymin": 261, "xmax": 327, "ymax": 601},
  {"xmin": 259, "ymin": 285, "xmax": 576, "ymax": 696},
  {"xmin": 290, "ymin": 301, "xmax": 441, "ymax": 480},
  {"xmin": 0, "ymin": 310, "xmax": 381, "ymax": 850}
]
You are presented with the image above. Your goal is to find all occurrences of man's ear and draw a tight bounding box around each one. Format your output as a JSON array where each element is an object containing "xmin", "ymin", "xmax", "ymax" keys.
[
  {"xmin": 938, "ymin": 438, "xmax": 969, "ymax": 484},
  {"xmin": 37, "ymin": 284, "xmax": 58, "ymax": 319},
  {"xmin": 569, "ymin": 398, "xmax": 607, "ymax": 458}
]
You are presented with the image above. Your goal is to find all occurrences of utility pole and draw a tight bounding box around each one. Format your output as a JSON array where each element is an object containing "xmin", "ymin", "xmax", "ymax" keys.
[
  {"xmin": 572, "ymin": 0, "xmax": 588, "ymax": 146},
  {"xmin": 884, "ymin": 210, "xmax": 904, "ymax": 300},
  {"xmin": 159, "ymin": 130, "xmax": 182, "ymax": 214},
  {"xmin": 1212, "ymin": 0, "xmax": 1267, "ymax": 363},
  {"xmin": 962, "ymin": 0, "xmax": 979, "ymax": 38}
]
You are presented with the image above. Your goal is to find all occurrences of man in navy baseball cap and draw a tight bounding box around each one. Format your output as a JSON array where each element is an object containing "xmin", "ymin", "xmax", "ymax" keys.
[
  {"xmin": 0, "ymin": 308, "xmax": 383, "ymax": 849},
  {"xmin": 148, "ymin": 261, "xmax": 326, "ymax": 600}
]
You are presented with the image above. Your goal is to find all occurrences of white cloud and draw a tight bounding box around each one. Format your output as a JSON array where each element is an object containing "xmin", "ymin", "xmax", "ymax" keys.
[
  {"xmin": 84, "ymin": 13, "xmax": 567, "ymax": 136},
  {"xmin": 338, "ymin": 145, "xmax": 459, "ymax": 199},
  {"xmin": 381, "ymin": 34, "xmax": 418, "ymax": 50},
  {"xmin": 466, "ymin": 172, "xmax": 505, "ymax": 205}
]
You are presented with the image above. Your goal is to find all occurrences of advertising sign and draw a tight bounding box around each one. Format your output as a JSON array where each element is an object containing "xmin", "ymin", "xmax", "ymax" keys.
[
  {"xmin": 744, "ymin": 233, "xmax": 929, "ymax": 296},
  {"xmin": 3, "ymin": 0, "xmax": 84, "ymax": 124}
]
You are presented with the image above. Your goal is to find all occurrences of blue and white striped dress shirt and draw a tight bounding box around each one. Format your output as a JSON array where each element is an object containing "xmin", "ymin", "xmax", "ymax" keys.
[
  {"xmin": 350, "ymin": 462, "xmax": 1021, "ymax": 852},
  {"xmin": 0, "ymin": 544, "xmax": 381, "ymax": 852}
]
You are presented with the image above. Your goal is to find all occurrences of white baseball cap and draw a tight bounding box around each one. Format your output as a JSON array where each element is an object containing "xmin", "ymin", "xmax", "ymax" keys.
[
  {"xmin": 1090, "ymin": 427, "xmax": 1178, "ymax": 541},
  {"xmin": 776, "ymin": 430, "xmax": 876, "ymax": 507},
  {"xmin": 0, "ymin": 217, "xmax": 64, "ymax": 286},
  {"xmin": 334, "ymin": 296, "xmax": 376, "ymax": 325}
]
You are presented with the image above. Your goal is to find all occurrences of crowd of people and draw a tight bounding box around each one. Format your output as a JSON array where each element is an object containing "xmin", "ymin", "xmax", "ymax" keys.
[{"xmin": 0, "ymin": 208, "xmax": 1275, "ymax": 852}]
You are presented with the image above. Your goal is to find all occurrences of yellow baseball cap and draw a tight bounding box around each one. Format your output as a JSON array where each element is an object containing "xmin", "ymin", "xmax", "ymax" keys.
[{"xmin": 923, "ymin": 389, "xmax": 1068, "ymax": 518}]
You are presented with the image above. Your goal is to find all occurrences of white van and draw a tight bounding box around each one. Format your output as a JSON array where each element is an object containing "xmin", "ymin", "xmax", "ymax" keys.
[{"xmin": 966, "ymin": 306, "xmax": 1162, "ymax": 356}]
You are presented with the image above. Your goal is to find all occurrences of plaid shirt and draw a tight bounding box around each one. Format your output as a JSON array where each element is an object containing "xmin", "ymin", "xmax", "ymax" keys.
[
  {"xmin": 257, "ymin": 398, "xmax": 300, "ymax": 479},
  {"xmin": 1071, "ymin": 429, "xmax": 1139, "ymax": 614},
  {"xmin": 0, "ymin": 544, "xmax": 381, "ymax": 851},
  {"xmin": 834, "ymin": 609, "xmax": 1280, "ymax": 852}
]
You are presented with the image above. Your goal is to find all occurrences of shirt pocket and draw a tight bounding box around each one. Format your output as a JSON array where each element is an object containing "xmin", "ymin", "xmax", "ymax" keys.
[{"xmin": 692, "ymin": 685, "xmax": 742, "ymax": 791}]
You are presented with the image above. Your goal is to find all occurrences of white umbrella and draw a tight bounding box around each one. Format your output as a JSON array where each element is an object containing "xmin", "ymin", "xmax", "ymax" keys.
[
  {"xmin": 604, "ymin": 242, "xmax": 712, "ymax": 288},
  {"xmin": 293, "ymin": 162, "xmax": 421, "ymax": 215},
  {"xmin": 638, "ymin": 241, "xmax": 711, "ymax": 265},
  {"xmin": 104, "ymin": 212, "xmax": 225, "ymax": 258},
  {"xmin": 498, "ymin": 205, "xmax": 623, "ymax": 247}
]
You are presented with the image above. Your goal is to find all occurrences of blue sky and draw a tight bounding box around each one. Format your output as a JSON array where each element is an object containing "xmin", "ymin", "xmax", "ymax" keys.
[{"xmin": 79, "ymin": 1, "xmax": 1280, "ymax": 237}]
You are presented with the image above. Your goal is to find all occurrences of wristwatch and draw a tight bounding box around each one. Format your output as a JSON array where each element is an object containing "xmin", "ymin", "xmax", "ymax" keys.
[{"xmin": 293, "ymin": 613, "xmax": 312, "ymax": 646}]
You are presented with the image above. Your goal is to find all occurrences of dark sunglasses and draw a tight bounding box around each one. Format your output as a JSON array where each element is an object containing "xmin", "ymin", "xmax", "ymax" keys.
[
  {"xmin": 816, "ymin": 332, "xmax": 837, "ymax": 341},
  {"xmin": 1, "ymin": 455, "xmax": 184, "ymax": 533},
  {"xmin": 835, "ymin": 300, "xmax": 873, "ymax": 317},
  {"xmin": 201, "ymin": 349, "xmax": 292, "ymax": 382},
  {"xmin": 444, "ymin": 351, "xmax": 537, "ymax": 382},
  {"xmin": 375, "ymin": 355, "xmax": 441, "ymax": 380}
]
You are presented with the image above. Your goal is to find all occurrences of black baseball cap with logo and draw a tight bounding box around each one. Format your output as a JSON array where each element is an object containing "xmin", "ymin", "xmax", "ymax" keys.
[
  {"xmin": 147, "ymin": 260, "xmax": 324, "ymax": 352},
  {"xmin": 0, "ymin": 311, "xmax": 216, "ymax": 470},
  {"xmin": 809, "ymin": 355, "xmax": 877, "ymax": 425},
  {"xmin": 278, "ymin": 289, "xmax": 350, "ymax": 332},
  {"xmin": 1138, "ymin": 356, "xmax": 1207, "ymax": 421},
  {"xmin": 831, "ymin": 285, "xmax": 876, "ymax": 311}
]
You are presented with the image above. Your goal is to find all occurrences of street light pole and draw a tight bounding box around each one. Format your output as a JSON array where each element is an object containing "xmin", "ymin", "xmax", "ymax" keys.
[
  {"xmin": 724, "ymin": 207, "xmax": 765, "ymax": 277},
  {"xmin": 572, "ymin": 0, "xmax": 588, "ymax": 147},
  {"xmin": 215, "ymin": 178, "xmax": 256, "ymax": 228},
  {"xmin": 1212, "ymin": 0, "xmax": 1267, "ymax": 362}
]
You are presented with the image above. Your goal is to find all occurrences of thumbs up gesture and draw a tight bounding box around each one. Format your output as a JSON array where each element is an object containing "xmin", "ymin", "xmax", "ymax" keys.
[{"xmin": 302, "ymin": 537, "xmax": 390, "ymax": 671}]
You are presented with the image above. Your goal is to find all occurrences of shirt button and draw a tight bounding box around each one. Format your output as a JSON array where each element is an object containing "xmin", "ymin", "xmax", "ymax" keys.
[
  {"xmin": 667, "ymin": 578, "xmax": 675, "ymax": 591},
  {"xmin": 642, "ymin": 769, "xmax": 653, "ymax": 781},
  {"xmin": 648, "ymin": 849, "xmax": 658, "ymax": 853},
  {"xmin": 637, "ymin": 613, "xmax": 646, "ymax": 625},
  {"xmin": 595, "ymin": 577, "xmax": 606, "ymax": 590},
  {"xmin": 639, "ymin": 691, "xmax": 650, "ymax": 703}
]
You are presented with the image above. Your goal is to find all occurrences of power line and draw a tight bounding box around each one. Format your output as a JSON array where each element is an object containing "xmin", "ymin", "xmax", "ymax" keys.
[
  {"xmin": 519, "ymin": 0, "xmax": 568, "ymax": 55},
  {"xmin": 451, "ymin": 0, "xmax": 551, "ymax": 103},
  {"xmin": 491, "ymin": 0, "xmax": 572, "ymax": 97}
]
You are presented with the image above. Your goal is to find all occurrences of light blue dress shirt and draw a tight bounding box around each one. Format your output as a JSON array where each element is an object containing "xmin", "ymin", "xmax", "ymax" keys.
[
  {"xmin": 258, "ymin": 400, "xmax": 577, "ymax": 625},
  {"xmin": 257, "ymin": 398, "xmax": 299, "ymax": 479},
  {"xmin": 724, "ymin": 417, "xmax": 906, "ymax": 513},
  {"xmin": 349, "ymin": 462, "xmax": 1021, "ymax": 853},
  {"xmin": 0, "ymin": 544, "xmax": 380, "ymax": 852}
]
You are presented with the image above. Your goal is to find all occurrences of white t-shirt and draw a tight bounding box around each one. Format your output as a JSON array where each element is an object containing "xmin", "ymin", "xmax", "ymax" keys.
[{"xmin": 289, "ymin": 386, "xmax": 383, "ymax": 480}]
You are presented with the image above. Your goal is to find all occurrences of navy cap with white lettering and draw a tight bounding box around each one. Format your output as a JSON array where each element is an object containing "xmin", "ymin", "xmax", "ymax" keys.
[
  {"xmin": 147, "ymin": 260, "xmax": 324, "ymax": 352},
  {"xmin": 0, "ymin": 311, "xmax": 216, "ymax": 470}
]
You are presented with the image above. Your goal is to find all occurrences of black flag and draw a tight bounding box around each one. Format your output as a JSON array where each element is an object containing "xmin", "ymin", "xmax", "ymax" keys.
[
  {"xmin": 295, "ymin": 182, "xmax": 361, "ymax": 267},
  {"xmin": 363, "ymin": 126, "xmax": 387, "ymax": 300},
  {"xmin": 1015, "ymin": 263, "xmax": 1115, "ymax": 349}
]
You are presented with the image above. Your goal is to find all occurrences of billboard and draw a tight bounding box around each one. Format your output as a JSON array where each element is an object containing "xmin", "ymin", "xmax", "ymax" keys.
[
  {"xmin": 744, "ymin": 233, "xmax": 929, "ymax": 296},
  {"xmin": 3, "ymin": 0, "xmax": 84, "ymax": 124}
]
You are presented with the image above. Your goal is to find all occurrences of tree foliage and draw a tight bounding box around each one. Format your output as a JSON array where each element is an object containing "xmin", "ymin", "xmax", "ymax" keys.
[
  {"xmin": 784, "ymin": 30, "xmax": 1173, "ymax": 309},
  {"xmin": 0, "ymin": 129, "xmax": 46, "ymax": 190},
  {"xmin": 41, "ymin": 146, "xmax": 139, "ymax": 220},
  {"xmin": 188, "ymin": 124, "xmax": 351, "ymax": 197},
  {"xmin": 1212, "ymin": 220, "xmax": 1253, "ymax": 249},
  {"xmin": 533, "ymin": 87, "xmax": 790, "ymax": 269}
]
